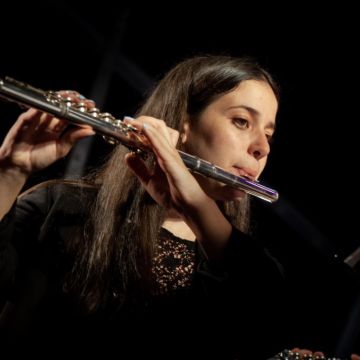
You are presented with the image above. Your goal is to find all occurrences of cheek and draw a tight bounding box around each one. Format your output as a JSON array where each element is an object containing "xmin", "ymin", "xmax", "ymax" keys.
[{"xmin": 185, "ymin": 129, "xmax": 221, "ymax": 158}]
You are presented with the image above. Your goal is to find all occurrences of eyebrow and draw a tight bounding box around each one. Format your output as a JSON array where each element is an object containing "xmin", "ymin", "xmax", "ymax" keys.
[{"xmin": 228, "ymin": 105, "xmax": 276, "ymax": 131}]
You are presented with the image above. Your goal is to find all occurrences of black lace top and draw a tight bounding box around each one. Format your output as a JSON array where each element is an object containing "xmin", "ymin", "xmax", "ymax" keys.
[
  {"xmin": 152, "ymin": 228, "xmax": 196, "ymax": 295},
  {"xmin": 2, "ymin": 184, "xmax": 355, "ymax": 358}
]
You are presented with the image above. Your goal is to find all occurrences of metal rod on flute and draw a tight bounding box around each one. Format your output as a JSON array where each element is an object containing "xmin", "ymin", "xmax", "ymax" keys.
[{"xmin": 0, "ymin": 77, "xmax": 279, "ymax": 203}]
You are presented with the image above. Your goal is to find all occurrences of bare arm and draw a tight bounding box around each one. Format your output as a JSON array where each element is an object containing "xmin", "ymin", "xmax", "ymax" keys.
[{"xmin": 0, "ymin": 167, "xmax": 28, "ymax": 220}]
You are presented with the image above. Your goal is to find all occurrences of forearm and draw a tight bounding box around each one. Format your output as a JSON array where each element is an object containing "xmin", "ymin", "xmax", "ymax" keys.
[
  {"xmin": 0, "ymin": 167, "xmax": 27, "ymax": 220},
  {"xmin": 182, "ymin": 196, "xmax": 232, "ymax": 260}
]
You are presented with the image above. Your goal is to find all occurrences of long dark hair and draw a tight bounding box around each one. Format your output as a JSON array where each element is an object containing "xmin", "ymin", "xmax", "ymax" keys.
[{"xmin": 66, "ymin": 55, "xmax": 280, "ymax": 312}]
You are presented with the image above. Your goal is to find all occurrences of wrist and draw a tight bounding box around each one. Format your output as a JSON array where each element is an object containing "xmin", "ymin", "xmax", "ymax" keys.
[
  {"xmin": 0, "ymin": 165, "xmax": 29, "ymax": 195},
  {"xmin": 0, "ymin": 166, "xmax": 28, "ymax": 220},
  {"xmin": 0, "ymin": 165, "xmax": 29, "ymax": 183},
  {"xmin": 181, "ymin": 196, "xmax": 232, "ymax": 260}
]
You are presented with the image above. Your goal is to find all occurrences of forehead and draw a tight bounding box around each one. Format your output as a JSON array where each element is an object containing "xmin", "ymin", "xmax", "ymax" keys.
[{"xmin": 212, "ymin": 80, "xmax": 278, "ymax": 119}]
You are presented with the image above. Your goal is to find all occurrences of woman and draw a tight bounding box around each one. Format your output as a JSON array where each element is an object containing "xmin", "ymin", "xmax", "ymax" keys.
[{"xmin": 0, "ymin": 56, "xmax": 356, "ymax": 358}]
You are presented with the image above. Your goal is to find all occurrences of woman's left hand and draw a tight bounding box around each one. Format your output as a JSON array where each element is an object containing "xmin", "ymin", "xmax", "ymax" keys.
[
  {"xmin": 123, "ymin": 116, "xmax": 207, "ymax": 215},
  {"xmin": 123, "ymin": 115, "xmax": 233, "ymax": 259}
]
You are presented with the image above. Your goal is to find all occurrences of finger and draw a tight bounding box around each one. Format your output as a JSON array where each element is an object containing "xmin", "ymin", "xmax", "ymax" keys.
[
  {"xmin": 31, "ymin": 111, "xmax": 92, "ymax": 139},
  {"xmin": 123, "ymin": 118, "xmax": 188, "ymax": 183},
  {"xmin": 7, "ymin": 109, "xmax": 68, "ymax": 142},
  {"xmin": 57, "ymin": 127, "xmax": 95, "ymax": 157},
  {"xmin": 72, "ymin": 99, "xmax": 96, "ymax": 110},
  {"xmin": 37, "ymin": 113, "xmax": 71, "ymax": 135},
  {"xmin": 0, "ymin": 109, "xmax": 43, "ymax": 157},
  {"xmin": 142, "ymin": 122, "xmax": 182, "ymax": 165},
  {"xmin": 169, "ymin": 128, "xmax": 180, "ymax": 147},
  {"xmin": 124, "ymin": 116, "xmax": 177, "ymax": 145},
  {"xmin": 57, "ymin": 90, "xmax": 95, "ymax": 109},
  {"xmin": 35, "ymin": 112, "xmax": 64, "ymax": 134},
  {"xmin": 18, "ymin": 108, "xmax": 41, "ymax": 126},
  {"xmin": 123, "ymin": 118, "xmax": 174, "ymax": 161},
  {"xmin": 141, "ymin": 117, "xmax": 179, "ymax": 145},
  {"xmin": 19, "ymin": 112, "xmax": 66, "ymax": 143},
  {"xmin": 125, "ymin": 152, "xmax": 152, "ymax": 185},
  {"xmin": 57, "ymin": 90, "xmax": 80, "ymax": 96},
  {"xmin": 57, "ymin": 90, "xmax": 82, "ymax": 101},
  {"xmin": 298, "ymin": 349, "xmax": 313, "ymax": 356},
  {"xmin": 351, "ymin": 355, "xmax": 360, "ymax": 360},
  {"xmin": 11, "ymin": 109, "xmax": 42, "ymax": 140},
  {"xmin": 123, "ymin": 116, "xmax": 179, "ymax": 151},
  {"xmin": 122, "ymin": 117, "xmax": 151, "ymax": 149},
  {"xmin": 17, "ymin": 110, "xmax": 59, "ymax": 134},
  {"xmin": 291, "ymin": 348, "xmax": 314, "ymax": 357}
]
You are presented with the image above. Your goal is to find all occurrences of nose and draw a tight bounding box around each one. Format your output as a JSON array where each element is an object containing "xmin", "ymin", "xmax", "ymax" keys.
[{"xmin": 248, "ymin": 131, "xmax": 270, "ymax": 160}]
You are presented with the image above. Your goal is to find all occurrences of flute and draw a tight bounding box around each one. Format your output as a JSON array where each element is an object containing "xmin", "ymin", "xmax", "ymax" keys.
[{"xmin": 0, "ymin": 77, "xmax": 279, "ymax": 203}]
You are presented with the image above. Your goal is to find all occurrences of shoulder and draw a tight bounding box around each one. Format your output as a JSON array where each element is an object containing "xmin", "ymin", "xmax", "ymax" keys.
[{"xmin": 17, "ymin": 180, "xmax": 98, "ymax": 216}]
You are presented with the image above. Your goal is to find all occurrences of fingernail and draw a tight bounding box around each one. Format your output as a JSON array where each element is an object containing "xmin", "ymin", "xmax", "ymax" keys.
[
  {"xmin": 78, "ymin": 94, "xmax": 86, "ymax": 100},
  {"xmin": 123, "ymin": 116, "xmax": 134, "ymax": 121},
  {"xmin": 143, "ymin": 122, "xmax": 150, "ymax": 129}
]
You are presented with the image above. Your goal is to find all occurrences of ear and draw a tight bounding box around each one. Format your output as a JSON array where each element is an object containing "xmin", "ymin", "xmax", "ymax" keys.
[{"xmin": 180, "ymin": 121, "xmax": 190, "ymax": 144}]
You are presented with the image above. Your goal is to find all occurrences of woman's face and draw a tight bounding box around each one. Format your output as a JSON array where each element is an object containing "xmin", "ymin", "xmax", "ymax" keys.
[{"xmin": 183, "ymin": 79, "xmax": 278, "ymax": 201}]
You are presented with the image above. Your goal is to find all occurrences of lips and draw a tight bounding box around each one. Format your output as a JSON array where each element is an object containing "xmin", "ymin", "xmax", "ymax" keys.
[{"xmin": 232, "ymin": 166, "xmax": 257, "ymax": 180}]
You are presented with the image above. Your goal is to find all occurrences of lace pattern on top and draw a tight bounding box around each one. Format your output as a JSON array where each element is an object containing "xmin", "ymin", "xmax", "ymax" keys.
[{"xmin": 152, "ymin": 228, "xmax": 196, "ymax": 295}]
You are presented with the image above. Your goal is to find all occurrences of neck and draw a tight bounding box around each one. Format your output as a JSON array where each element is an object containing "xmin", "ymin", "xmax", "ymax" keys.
[{"xmin": 162, "ymin": 210, "xmax": 196, "ymax": 241}]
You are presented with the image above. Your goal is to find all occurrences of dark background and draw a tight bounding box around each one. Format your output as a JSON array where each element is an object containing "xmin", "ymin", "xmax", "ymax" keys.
[{"xmin": 1, "ymin": 2, "xmax": 359, "ymax": 260}]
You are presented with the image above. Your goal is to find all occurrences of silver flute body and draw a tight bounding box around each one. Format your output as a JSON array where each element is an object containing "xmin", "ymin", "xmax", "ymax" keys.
[{"xmin": 0, "ymin": 77, "xmax": 279, "ymax": 202}]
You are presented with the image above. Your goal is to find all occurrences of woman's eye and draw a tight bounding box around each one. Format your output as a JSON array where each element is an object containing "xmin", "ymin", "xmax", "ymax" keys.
[
  {"xmin": 266, "ymin": 134, "xmax": 274, "ymax": 144},
  {"xmin": 233, "ymin": 118, "xmax": 249, "ymax": 129}
]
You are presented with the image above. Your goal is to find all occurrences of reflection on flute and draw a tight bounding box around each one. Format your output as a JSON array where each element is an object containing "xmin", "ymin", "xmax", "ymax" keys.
[{"xmin": 0, "ymin": 77, "xmax": 279, "ymax": 203}]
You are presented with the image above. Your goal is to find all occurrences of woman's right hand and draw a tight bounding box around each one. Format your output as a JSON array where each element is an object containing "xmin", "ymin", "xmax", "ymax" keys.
[
  {"xmin": 0, "ymin": 108, "xmax": 95, "ymax": 176},
  {"xmin": 0, "ymin": 93, "xmax": 95, "ymax": 219}
]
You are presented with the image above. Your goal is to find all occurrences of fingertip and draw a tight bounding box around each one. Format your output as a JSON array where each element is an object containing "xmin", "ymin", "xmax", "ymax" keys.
[
  {"xmin": 20, "ymin": 108, "xmax": 38, "ymax": 120},
  {"xmin": 62, "ymin": 127, "xmax": 95, "ymax": 145},
  {"xmin": 26, "ymin": 108, "xmax": 38, "ymax": 115},
  {"xmin": 79, "ymin": 128, "xmax": 96, "ymax": 138}
]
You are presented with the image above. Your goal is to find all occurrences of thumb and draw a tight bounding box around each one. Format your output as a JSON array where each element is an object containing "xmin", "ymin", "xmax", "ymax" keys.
[{"xmin": 125, "ymin": 153, "xmax": 151, "ymax": 185}]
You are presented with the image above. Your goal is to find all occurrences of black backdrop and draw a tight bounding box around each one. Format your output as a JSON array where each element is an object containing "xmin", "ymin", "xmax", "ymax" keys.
[{"xmin": 1, "ymin": 2, "xmax": 359, "ymax": 259}]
